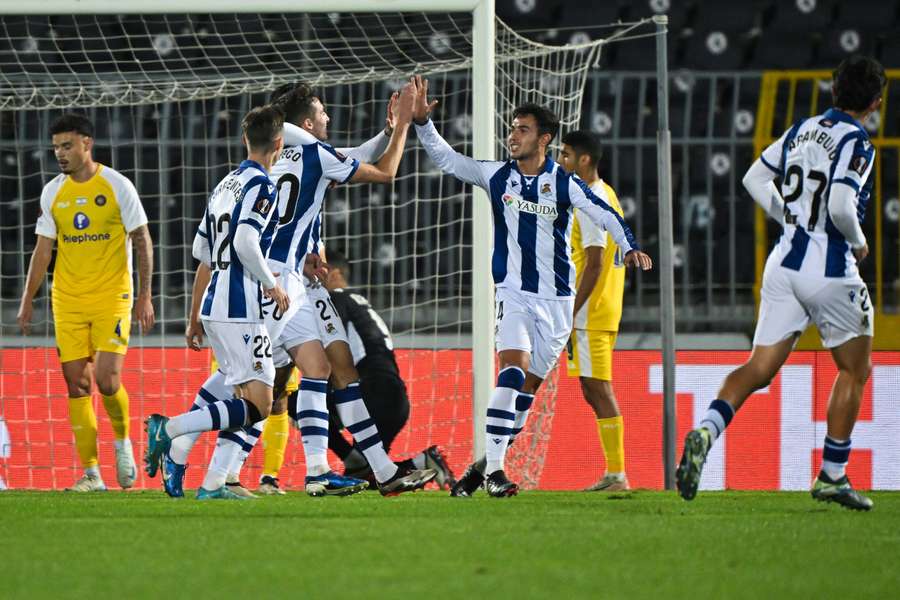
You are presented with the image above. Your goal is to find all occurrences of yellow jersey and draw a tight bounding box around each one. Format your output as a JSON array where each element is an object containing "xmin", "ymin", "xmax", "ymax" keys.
[
  {"xmin": 36, "ymin": 164, "xmax": 147, "ymax": 313},
  {"xmin": 571, "ymin": 179, "xmax": 625, "ymax": 332}
]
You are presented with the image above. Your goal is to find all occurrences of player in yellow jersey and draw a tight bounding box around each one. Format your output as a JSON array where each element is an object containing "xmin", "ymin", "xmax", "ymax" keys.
[
  {"xmin": 559, "ymin": 130, "xmax": 629, "ymax": 492},
  {"xmin": 17, "ymin": 114, "xmax": 154, "ymax": 492}
]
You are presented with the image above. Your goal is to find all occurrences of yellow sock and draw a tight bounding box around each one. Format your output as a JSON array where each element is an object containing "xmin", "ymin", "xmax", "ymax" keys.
[
  {"xmin": 68, "ymin": 396, "xmax": 99, "ymax": 468},
  {"xmin": 597, "ymin": 415, "xmax": 625, "ymax": 474},
  {"xmin": 262, "ymin": 412, "xmax": 290, "ymax": 478},
  {"xmin": 101, "ymin": 385, "xmax": 130, "ymax": 440}
]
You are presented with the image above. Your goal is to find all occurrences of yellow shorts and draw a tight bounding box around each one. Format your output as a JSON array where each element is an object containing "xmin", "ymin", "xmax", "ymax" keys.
[
  {"xmin": 54, "ymin": 305, "xmax": 131, "ymax": 363},
  {"xmin": 566, "ymin": 329, "xmax": 617, "ymax": 381}
]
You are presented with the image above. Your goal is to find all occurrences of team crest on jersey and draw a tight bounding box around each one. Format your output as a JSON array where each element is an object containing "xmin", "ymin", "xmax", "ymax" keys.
[
  {"xmin": 75, "ymin": 197, "xmax": 88, "ymax": 205},
  {"xmin": 243, "ymin": 334, "xmax": 251, "ymax": 345},
  {"xmin": 325, "ymin": 322, "xmax": 336, "ymax": 334},
  {"xmin": 850, "ymin": 155, "xmax": 868, "ymax": 176},
  {"xmin": 254, "ymin": 361, "xmax": 263, "ymax": 372},
  {"xmin": 95, "ymin": 194, "xmax": 107, "ymax": 206},
  {"xmin": 73, "ymin": 212, "xmax": 90, "ymax": 230},
  {"xmin": 541, "ymin": 182, "xmax": 552, "ymax": 195}
]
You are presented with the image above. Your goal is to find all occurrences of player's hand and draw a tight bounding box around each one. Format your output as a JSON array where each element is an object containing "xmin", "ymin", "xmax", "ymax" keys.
[
  {"xmin": 133, "ymin": 293, "xmax": 155, "ymax": 333},
  {"xmin": 16, "ymin": 299, "xmax": 33, "ymax": 335},
  {"xmin": 185, "ymin": 319, "xmax": 205, "ymax": 351},
  {"xmin": 384, "ymin": 91, "xmax": 399, "ymax": 136},
  {"xmin": 396, "ymin": 79, "xmax": 416, "ymax": 125},
  {"xmin": 624, "ymin": 250, "xmax": 653, "ymax": 270},
  {"xmin": 412, "ymin": 75, "xmax": 439, "ymax": 125},
  {"xmin": 303, "ymin": 254, "xmax": 329, "ymax": 285},
  {"xmin": 264, "ymin": 284, "xmax": 290, "ymax": 313},
  {"xmin": 853, "ymin": 244, "xmax": 869, "ymax": 264}
]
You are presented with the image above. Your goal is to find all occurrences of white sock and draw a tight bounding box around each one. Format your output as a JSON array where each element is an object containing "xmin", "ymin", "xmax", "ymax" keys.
[
  {"xmin": 113, "ymin": 438, "xmax": 131, "ymax": 452},
  {"xmin": 228, "ymin": 420, "xmax": 264, "ymax": 479},
  {"xmin": 85, "ymin": 465, "xmax": 101, "ymax": 478},
  {"xmin": 509, "ymin": 392, "xmax": 535, "ymax": 444},
  {"xmin": 203, "ymin": 432, "xmax": 245, "ymax": 491},
  {"xmin": 296, "ymin": 378, "xmax": 331, "ymax": 477},
  {"xmin": 165, "ymin": 397, "xmax": 250, "ymax": 438},
  {"xmin": 484, "ymin": 366, "xmax": 525, "ymax": 474},
  {"xmin": 168, "ymin": 371, "xmax": 230, "ymax": 464},
  {"xmin": 333, "ymin": 382, "xmax": 397, "ymax": 482}
]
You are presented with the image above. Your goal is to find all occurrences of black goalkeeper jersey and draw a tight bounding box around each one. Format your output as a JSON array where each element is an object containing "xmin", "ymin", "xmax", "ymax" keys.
[{"xmin": 328, "ymin": 287, "xmax": 399, "ymax": 376}]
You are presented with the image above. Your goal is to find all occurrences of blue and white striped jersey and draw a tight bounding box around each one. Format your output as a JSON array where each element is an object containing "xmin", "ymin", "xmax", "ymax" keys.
[
  {"xmin": 266, "ymin": 142, "xmax": 359, "ymax": 274},
  {"xmin": 416, "ymin": 120, "xmax": 638, "ymax": 300},
  {"xmin": 193, "ymin": 159, "xmax": 278, "ymax": 322},
  {"xmin": 760, "ymin": 108, "xmax": 875, "ymax": 278}
]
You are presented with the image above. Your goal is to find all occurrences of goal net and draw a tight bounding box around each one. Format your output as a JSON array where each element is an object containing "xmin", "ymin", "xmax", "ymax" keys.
[{"xmin": 0, "ymin": 8, "xmax": 603, "ymax": 490}]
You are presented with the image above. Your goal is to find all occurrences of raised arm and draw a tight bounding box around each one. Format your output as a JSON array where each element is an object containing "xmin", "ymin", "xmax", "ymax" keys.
[
  {"xmin": 348, "ymin": 81, "xmax": 416, "ymax": 184},
  {"xmin": 338, "ymin": 92, "xmax": 397, "ymax": 162},
  {"xmin": 412, "ymin": 76, "xmax": 491, "ymax": 189},
  {"xmin": 129, "ymin": 224, "xmax": 155, "ymax": 333},
  {"xmin": 17, "ymin": 235, "xmax": 54, "ymax": 335},
  {"xmin": 570, "ymin": 179, "xmax": 652, "ymax": 270}
]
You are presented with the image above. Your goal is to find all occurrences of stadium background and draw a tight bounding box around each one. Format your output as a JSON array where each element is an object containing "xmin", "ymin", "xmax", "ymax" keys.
[{"xmin": 1, "ymin": 0, "xmax": 899, "ymax": 490}]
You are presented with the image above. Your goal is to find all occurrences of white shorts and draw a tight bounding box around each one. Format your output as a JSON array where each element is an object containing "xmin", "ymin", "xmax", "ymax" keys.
[
  {"xmin": 203, "ymin": 320, "xmax": 276, "ymax": 387},
  {"xmin": 279, "ymin": 281, "xmax": 348, "ymax": 357},
  {"xmin": 754, "ymin": 252, "xmax": 874, "ymax": 349},
  {"xmin": 263, "ymin": 270, "xmax": 306, "ymax": 368},
  {"xmin": 495, "ymin": 286, "xmax": 573, "ymax": 379}
]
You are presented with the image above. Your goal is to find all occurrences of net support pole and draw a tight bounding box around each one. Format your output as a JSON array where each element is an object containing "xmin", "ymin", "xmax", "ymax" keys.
[
  {"xmin": 654, "ymin": 15, "xmax": 677, "ymax": 490},
  {"xmin": 471, "ymin": 0, "xmax": 496, "ymax": 462}
]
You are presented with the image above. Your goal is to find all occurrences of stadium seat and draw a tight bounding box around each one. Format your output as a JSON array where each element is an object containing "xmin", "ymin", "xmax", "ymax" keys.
[
  {"xmin": 693, "ymin": 0, "xmax": 760, "ymax": 33},
  {"xmin": 834, "ymin": 0, "xmax": 898, "ymax": 31},
  {"xmin": 765, "ymin": 0, "xmax": 836, "ymax": 34},
  {"xmin": 683, "ymin": 29, "xmax": 746, "ymax": 70},
  {"xmin": 750, "ymin": 33, "xmax": 816, "ymax": 69},
  {"xmin": 817, "ymin": 27, "xmax": 877, "ymax": 68}
]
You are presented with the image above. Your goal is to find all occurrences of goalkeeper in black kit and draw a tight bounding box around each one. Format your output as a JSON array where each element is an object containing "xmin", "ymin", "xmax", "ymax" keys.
[{"xmin": 322, "ymin": 250, "xmax": 456, "ymax": 489}]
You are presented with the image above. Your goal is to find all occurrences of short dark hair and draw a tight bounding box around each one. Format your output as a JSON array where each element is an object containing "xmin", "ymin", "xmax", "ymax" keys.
[
  {"xmin": 271, "ymin": 82, "xmax": 319, "ymax": 125},
  {"xmin": 326, "ymin": 249, "xmax": 350, "ymax": 278},
  {"xmin": 833, "ymin": 55, "xmax": 886, "ymax": 112},
  {"xmin": 50, "ymin": 113, "xmax": 94, "ymax": 138},
  {"xmin": 241, "ymin": 105, "xmax": 284, "ymax": 153},
  {"xmin": 512, "ymin": 103, "xmax": 560, "ymax": 143},
  {"xmin": 561, "ymin": 130, "xmax": 603, "ymax": 166}
]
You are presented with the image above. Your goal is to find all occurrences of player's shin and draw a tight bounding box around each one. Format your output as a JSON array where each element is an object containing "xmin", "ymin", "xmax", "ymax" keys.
[
  {"xmin": 101, "ymin": 385, "xmax": 130, "ymax": 441},
  {"xmin": 332, "ymin": 382, "xmax": 398, "ymax": 483},
  {"xmin": 698, "ymin": 399, "xmax": 735, "ymax": 444},
  {"xmin": 165, "ymin": 396, "xmax": 260, "ymax": 438},
  {"xmin": 262, "ymin": 412, "xmax": 289, "ymax": 478},
  {"xmin": 169, "ymin": 372, "xmax": 231, "ymax": 464},
  {"xmin": 203, "ymin": 430, "xmax": 249, "ymax": 491},
  {"xmin": 485, "ymin": 366, "xmax": 526, "ymax": 475},
  {"xmin": 295, "ymin": 378, "xmax": 331, "ymax": 476},
  {"xmin": 227, "ymin": 421, "xmax": 264, "ymax": 481},
  {"xmin": 509, "ymin": 392, "xmax": 535, "ymax": 443},
  {"xmin": 68, "ymin": 396, "xmax": 99, "ymax": 473}
]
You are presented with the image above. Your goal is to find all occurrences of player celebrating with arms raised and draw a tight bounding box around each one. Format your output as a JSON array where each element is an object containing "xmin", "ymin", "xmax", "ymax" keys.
[
  {"xmin": 17, "ymin": 113, "xmax": 154, "ymax": 492},
  {"xmin": 412, "ymin": 77, "xmax": 652, "ymax": 497},
  {"xmin": 676, "ymin": 56, "xmax": 885, "ymax": 510}
]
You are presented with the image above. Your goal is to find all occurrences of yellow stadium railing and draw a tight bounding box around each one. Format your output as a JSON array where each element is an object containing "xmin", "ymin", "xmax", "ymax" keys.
[{"xmin": 753, "ymin": 69, "xmax": 900, "ymax": 350}]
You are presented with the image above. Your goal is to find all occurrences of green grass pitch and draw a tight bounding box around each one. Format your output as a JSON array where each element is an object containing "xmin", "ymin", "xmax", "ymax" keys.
[{"xmin": 1, "ymin": 490, "xmax": 899, "ymax": 598}]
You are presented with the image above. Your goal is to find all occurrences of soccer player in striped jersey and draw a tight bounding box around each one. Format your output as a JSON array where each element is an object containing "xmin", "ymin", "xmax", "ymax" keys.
[
  {"xmin": 143, "ymin": 105, "xmax": 290, "ymax": 500},
  {"xmin": 17, "ymin": 113, "xmax": 154, "ymax": 492},
  {"xmin": 411, "ymin": 76, "xmax": 652, "ymax": 497},
  {"xmin": 558, "ymin": 131, "xmax": 630, "ymax": 492},
  {"xmin": 677, "ymin": 56, "xmax": 885, "ymax": 511},
  {"xmin": 160, "ymin": 88, "xmax": 400, "ymax": 498}
]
